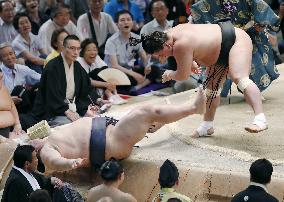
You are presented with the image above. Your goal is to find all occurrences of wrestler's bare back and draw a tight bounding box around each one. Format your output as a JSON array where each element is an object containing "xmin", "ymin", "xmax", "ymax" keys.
[{"xmin": 168, "ymin": 23, "xmax": 251, "ymax": 67}]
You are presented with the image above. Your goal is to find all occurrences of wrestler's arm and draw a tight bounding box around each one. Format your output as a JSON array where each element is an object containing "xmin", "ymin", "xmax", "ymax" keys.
[
  {"xmin": 40, "ymin": 144, "xmax": 81, "ymax": 172},
  {"xmin": 173, "ymin": 40, "xmax": 193, "ymax": 80}
]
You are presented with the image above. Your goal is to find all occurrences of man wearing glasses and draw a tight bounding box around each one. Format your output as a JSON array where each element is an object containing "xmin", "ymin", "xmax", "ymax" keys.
[{"xmin": 21, "ymin": 35, "xmax": 92, "ymax": 130}]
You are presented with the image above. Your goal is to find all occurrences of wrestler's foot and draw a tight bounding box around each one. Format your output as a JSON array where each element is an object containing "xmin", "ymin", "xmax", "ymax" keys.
[
  {"xmin": 191, "ymin": 127, "xmax": 214, "ymax": 138},
  {"xmin": 245, "ymin": 113, "xmax": 267, "ymax": 133},
  {"xmin": 193, "ymin": 86, "xmax": 206, "ymax": 114},
  {"xmin": 245, "ymin": 123, "xmax": 268, "ymax": 133},
  {"xmin": 148, "ymin": 122, "xmax": 164, "ymax": 133}
]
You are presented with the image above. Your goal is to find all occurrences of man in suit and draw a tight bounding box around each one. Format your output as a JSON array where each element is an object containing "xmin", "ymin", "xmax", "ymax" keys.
[
  {"xmin": 1, "ymin": 145, "xmax": 63, "ymax": 202},
  {"xmin": 231, "ymin": 158, "xmax": 278, "ymax": 202}
]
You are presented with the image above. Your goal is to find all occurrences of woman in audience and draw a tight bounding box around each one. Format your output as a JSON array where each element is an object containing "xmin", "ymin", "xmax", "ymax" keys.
[
  {"xmin": 0, "ymin": 68, "xmax": 24, "ymax": 138},
  {"xmin": 12, "ymin": 12, "xmax": 47, "ymax": 73},
  {"xmin": 21, "ymin": 0, "xmax": 49, "ymax": 35},
  {"xmin": 87, "ymin": 158, "xmax": 137, "ymax": 202},
  {"xmin": 45, "ymin": 28, "xmax": 69, "ymax": 65},
  {"xmin": 78, "ymin": 39, "xmax": 127, "ymax": 105}
]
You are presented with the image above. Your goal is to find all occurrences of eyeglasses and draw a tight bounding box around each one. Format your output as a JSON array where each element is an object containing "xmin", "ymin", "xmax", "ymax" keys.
[{"xmin": 66, "ymin": 46, "xmax": 80, "ymax": 52}]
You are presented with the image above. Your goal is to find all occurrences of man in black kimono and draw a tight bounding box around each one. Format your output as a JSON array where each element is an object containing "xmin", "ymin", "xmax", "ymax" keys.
[
  {"xmin": 20, "ymin": 35, "xmax": 92, "ymax": 129},
  {"xmin": 1, "ymin": 145, "xmax": 63, "ymax": 202},
  {"xmin": 231, "ymin": 159, "xmax": 278, "ymax": 202}
]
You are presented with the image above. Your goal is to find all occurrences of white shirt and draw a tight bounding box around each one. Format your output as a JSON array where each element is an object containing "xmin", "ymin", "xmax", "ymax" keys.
[
  {"xmin": 0, "ymin": 63, "xmax": 41, "ymax": 93},
  {"xmin": 12, "ymin": 33, "xmax": 43, "ymax": 57},
  {"xmin": 38, "ymin": 19, "xmax": 81, "ymax": 54},
  {"xmin": 104, "ymin": 32, "xmax": 143, "ymax": 69},
  {"xmin": 140, "ymin": 18, "xmax": 173, "ymax": 35},
  {"xmin": 62, "ymin": 53, "xmax": 75, "ymax": 100},
  {"xmin": 0, "ymin": 17, "xmax": 18, "ymax": 44},
  {"xmin": 13, "ymin": 166, "xmax": 41, "ymax": 191},
  {"xmin": 77, "ymin": 56, "xmax": 107, "ymax": 73},
  {"xmin": 77, "ymin": 12, "xmax": 117, "ymax": 47}
]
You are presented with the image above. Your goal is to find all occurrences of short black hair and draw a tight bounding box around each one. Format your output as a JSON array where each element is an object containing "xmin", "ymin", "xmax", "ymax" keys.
[
  {"xmin": 0, "ymin": 0, "xmax": 12, "ymax": 12},
  {"xmin": 63, "ymin": 34, "xmax": 80, "ymax": 47},
  {"xmin": 142, "ymin": 31, "xmax": 167, "ymax": 54},
  {"xmin": 149, "ymin": 0, "xmax": 167, "ymax": 12},
  {"xmin": 29, "ymin": 189, "xmax": 52, "ymax": 202},
  {"xmin": 13, "ymin": 145, "xmax": 35, "ymax": 169},
  {"xmin": 250, "ymin": 158, "xmax": 273, "ymax": 184},
  {"xmin": 13, "ymin": 12, "xmax": 30, "ymax": 31},
  {"xmin": 115, "ymin": 10, "xmax": 133, "ymax": 23},
  {"xmin": 100, "ymin": 158, "xmax": 124, "ymax": 182},
  {"xmin": 158, "ymin": 159, "xmax": 179, "ymax": 188},
  {"xmin": 80, "ymin": 38, "xmax": 98, "ymax": 57},
  {"xmin": 167, "ymin": 198, "xmax": 182, "ymax": 202},
  {"xmin": 50, "ymin": 28, "xmax": 69, "ymax": 50}
]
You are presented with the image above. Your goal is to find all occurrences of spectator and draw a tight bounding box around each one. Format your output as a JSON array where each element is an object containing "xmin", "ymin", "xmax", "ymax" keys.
[
  {"xmin": 20, "ymin": 0, "xmax": 49, "ymax": 35},
  {"xmin": 87, "ymin": 158, "xmax": 137, "ymax": 202},
  {"xmin": 1, "ymin": 145, "xmax": 63, "ymax": 202},
  {"xmin": 0, "ymin": 43, "xmax": 41, "ymax": 113},
  {"xmin": 152, "ymin": 159, "xmax": 192, "ymax": 202},
  {"xmin": 38, "ymin": 2, "xmax": 81, "ymax": 54},
  {"xmin": 12, "ymin": 12, "xmax": 47, "ymax": 73},
  {"xmin": 104, "ymin": 0, "xmax": 144, "ymax": 32},
  {"xmin": 164, "ymin": 0, "xmax": 187, "ymax": 21},
  {"xmin": 0, "ymin": 0, "xmax": 18, "ymax": 44},
  {"xmin": 231, "ymin": 158, "xmax": 278, "ymax": 202},
  {"xmin": 65, "ymin": 0, "xmax": 88, "ymax": 20},
  {"xmin": 0, "ymin": 68, "xmax": 24, "ymax": 138},
  {"xmin": 45, "ymin": 28, "xmax": 69, "ymax": 65},
  {"xmin": 29, "ymin": 189, "xmax": 52, "ymax": 202},
  {"xmin": 104, "ymin": 10, "xmax": 160, "ymax": 95},
  {"xmin": 78, "ymin": 38, "xmax": 127, "ymax": 105},
  {"xmin": 22, "ymin": 35, "xmax": 91, "ymax": 129},
  {"xmin": 77, "ymin": 0, "xmax": 118, "ymax": 59}
]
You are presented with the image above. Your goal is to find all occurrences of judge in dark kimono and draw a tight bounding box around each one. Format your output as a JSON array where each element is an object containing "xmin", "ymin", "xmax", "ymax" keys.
[
  {"xmin": 20, "ymin": 35, "xmax": 92, "ymax": 129},
  {"xmin": 1, "ymin": 145, "xmax": 63, "ymax": 202},
  {"xmin": 191, "ymin": 0, "xmax": 280, "ymax": 93}
]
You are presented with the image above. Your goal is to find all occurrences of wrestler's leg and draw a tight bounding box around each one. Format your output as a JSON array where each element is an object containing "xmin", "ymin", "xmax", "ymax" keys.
[
  {"xmin": 111, "ymin": 88, "xmax": 206, "ymax": 145},
  {"xmin": 191, "ymin": 68, "xmax": 227, "ymax": 138},
  {"xmin": 228, "ymin": 32, "xmax": 266, "ymax": 132}
]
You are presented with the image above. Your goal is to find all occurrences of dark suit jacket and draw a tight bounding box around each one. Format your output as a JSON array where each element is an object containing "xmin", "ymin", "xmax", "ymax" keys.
[
  {"xmin": 32, "ymin": 55, "xmax": 91, "ymax": 120},
  {"xmin": 231, "ymin": 185, "xmax": 278, "ymax": 202},
  {"xmin": 1, "ymin": 168, "xmax": 54, "ymax": 202}
]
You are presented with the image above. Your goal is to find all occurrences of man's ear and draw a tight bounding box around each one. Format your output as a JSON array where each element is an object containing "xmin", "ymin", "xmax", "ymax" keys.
[{"xmin": 24, "ymin": 161, "xmax": 30, "ymax": 169}]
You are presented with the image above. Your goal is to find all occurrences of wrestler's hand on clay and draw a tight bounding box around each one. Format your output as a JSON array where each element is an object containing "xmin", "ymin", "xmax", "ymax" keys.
[
  {"xmin": 162, "ymin": 70, "xmax": 176, "ymax": 83},
  {"xmin": 51, "ymin": 177, "xmax": 64, "ymax": 188},
  {"xmin": 191, "ymin": 61, "xmax": 202, "ymax": 74}
]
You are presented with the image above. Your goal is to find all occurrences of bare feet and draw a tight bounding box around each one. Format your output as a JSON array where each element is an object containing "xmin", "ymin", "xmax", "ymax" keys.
[
  {"xmin": 191, "ymin": 127, "xmax": 214, "ymax": 138},
  {"xmin": 194, "ymin": 86, "xmax": 206, "ymax": 114},
  {"xmin": 245, "ymin": 124, "xmax": 268, "ymax": 133}
]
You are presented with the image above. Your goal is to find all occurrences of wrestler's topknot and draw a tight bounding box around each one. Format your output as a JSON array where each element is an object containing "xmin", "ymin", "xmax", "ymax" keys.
[{"xmin": 129, "ymin": 31, "xmax": 168, "ymax": 54}]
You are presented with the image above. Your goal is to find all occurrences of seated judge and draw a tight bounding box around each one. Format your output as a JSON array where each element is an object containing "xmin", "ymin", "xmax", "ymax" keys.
[
  {"xmin": 1, "ymin": 145, "xmax": 63, "ymax": 202},
  {"xmin": 22, "ymin": 35, "xmax": 92, "ymax": 129}
]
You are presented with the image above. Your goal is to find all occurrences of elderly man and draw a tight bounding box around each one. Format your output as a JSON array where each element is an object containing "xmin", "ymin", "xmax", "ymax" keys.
[
  {"xmin": 0, "ymin": 0, "xmax": 17, "ymax": 44},
  {"xmin": 29, "ymin": 87, "xmax": 205, "ymax": 172},
  {"xmin": 130, "ymin": 20, "xmax": 267, "ymax": 134},
  {"xmin": 0, "ymin": 43, "xmax": 41, "ymax": 113},
  {"xmin": 38, "ymin": 2, "xmax": 81, "ymax": 54},
  {"xmin": 77, "ymin": 0, "xmax": 118, "ymax": 59}
]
